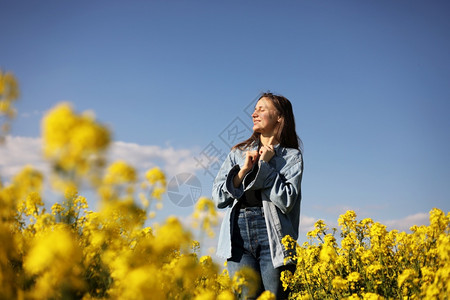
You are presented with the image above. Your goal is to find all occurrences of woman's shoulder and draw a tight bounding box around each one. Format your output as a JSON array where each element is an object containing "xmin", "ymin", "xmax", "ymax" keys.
[{"xmin": 278, "ymin": 146, "xmax": 303, "ymax": 162}]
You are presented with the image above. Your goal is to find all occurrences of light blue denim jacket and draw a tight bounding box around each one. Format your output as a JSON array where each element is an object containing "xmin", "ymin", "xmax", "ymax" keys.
[{"xmin": 212, "ymin": 143, "xmax": 303, "ymax": 268}]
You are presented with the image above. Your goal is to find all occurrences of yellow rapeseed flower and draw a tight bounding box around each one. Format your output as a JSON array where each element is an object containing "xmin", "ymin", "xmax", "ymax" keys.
[
  {"xmin": 23, "ymin": 191, "xmax": 43, "ymax": 216},
  {"xmin": 232, "ymin": 266, "xmax": 260, "ymax": 297},
  {"xmin": 338, "ymin": 210, "xmax": 357, "ymax": 232},
  {"xmin": 42, "ymin": 102, "xmax": 110, "ymax": 176},
  {"xmin": 347, "ymin": 271, "xmax": 361, "ymax": 282},
  {"xmin": 217, "ymin": 290, "xmax": 235, "ymax": 300},
  {"xmin": 153, "ymin": 216, "xmax": 192, "ymax": 254},
  {"xmin": 151, "ymin": 186, "xmax": 165, "ymax": 200},
  {"xmin": 0, "ymin": 71, "xmax": 19, "ymax": 100},
  {"xmin": 12, "ymin": 165, "xmax": 43, "ymax": 193},
  {"xmin": 0, "ymin": 99, "xmax": 11, "ymax": 113},
  {"xmin": 145, "ymin": 167, "xmax": 166, "ymax": 186},
  {"xmin": 24, "ymin": 225, "xmax": 80, "ymax": 275},
  {"xmin": 369, "ymin": 222, "xmax": 387, "ymax": 238},
  {"xmin": 319, "ymin": 234, "xmax": 337, "ymax": 264},
  {"xmin": 144, "ymin": 167, "xmax": 166, "ymax": 200},
  {"xmin": 0, "ymin": 70, "xmax": 19, "ymax": 141},
  {"xmin": 104, "ymin": 160, "xmax": 137, "ymax": 184},
  {"xmin": 193, "ymin": 197, "xmax": 218, "ymax": 237},
  {"xmin": 257, "ymin": 290, "xmax": 276, "ymax": 300},
  {"xmin": 362, "ymin": 292, "xmax": 385, "ymax": 300},
  {"xmin": 332, "ymin": 276, "xmax": 347, "ymax": 290}
]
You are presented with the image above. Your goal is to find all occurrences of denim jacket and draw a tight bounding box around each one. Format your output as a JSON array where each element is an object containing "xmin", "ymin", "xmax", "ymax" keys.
[{"xmin": 212, "ymin": 143, "xmax": 303, "ymax": 268}]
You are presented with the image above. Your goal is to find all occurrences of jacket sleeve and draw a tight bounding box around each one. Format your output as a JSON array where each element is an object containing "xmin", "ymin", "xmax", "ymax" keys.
[
  {"xmin": 212, "ymin": 150, "xmax": 245, "ymax": 209},
  {"xmin": 243, "ymin": 153, "xmax": 303, "ymax": 214}
]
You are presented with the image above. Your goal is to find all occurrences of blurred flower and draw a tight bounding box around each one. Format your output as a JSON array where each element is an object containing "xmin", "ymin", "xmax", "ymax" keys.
[
  {"xmin": 42, "ymin": 102, "xmax": 110, "ymax": 188},
  {"xmin": 104, "ymin": 160, "xmax": 137, "ymax": 185},
  {"xmin": 192, "ymin": 197, "xmax": 218, "ymax": 238},
  {"xmin": 0, "ymin": 70, "xmax": 19, "ymax": 142},
  {"xmin": 145, "ymin": 167, "xmax": 166, "ymax": 186},
  {"xmin": 144, "ymin": 167, "xmax": 166, "ymax": 200}
]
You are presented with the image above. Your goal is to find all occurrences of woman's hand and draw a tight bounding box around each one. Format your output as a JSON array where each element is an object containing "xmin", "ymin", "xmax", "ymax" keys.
[
  {"xmin": 233, "ymin": 151, "xmax": 259, "ymax": 188},
  {"xmin": 242, "ymin": 150, "xmax": 259, "ymax": 173},
  {"xmin": 259, "ymin": 145, "xmax": 275, "ymax": 162}
]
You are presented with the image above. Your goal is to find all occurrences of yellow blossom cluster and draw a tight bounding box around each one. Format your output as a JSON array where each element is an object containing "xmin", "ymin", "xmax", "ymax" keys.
[
  {"xmin": 192, "ymin": 197, "xmax": 219, "ymax": 239},
  {"xmin": 140, "ymin": 167, "xmax": 167, "ymax": 218},
  {"xmin": 0, "ymin": 106, "xmax": 240, "ymax": 300},
  {"xmin": 0, "ymin": 75, "xmax": 263, "ymax": 299},
  {"xmin": 42, "ymin": 102, "xmax": 111, "ymax": 189},
  {"xmin": 145, "ymin": 167, "xmax": 167, "ymax": 200},
  {"xmin": 281, "ymin": 209, "xmax": 450, "ymax": 299},
  {"xmin": 99, "ymin": 160, "xmax": 137, "ymax": 203},
  {"xmin": 0, "ymin": 70, "xmax": 19, "ymax": 142},
  {"xmin": 1, "ymin": 173, "xmax": 238, "ymax": 299}
]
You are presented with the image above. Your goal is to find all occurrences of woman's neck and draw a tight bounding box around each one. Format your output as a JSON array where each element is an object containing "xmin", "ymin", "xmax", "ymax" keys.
[{"xmin": 260, "ymin": 135, "xmax": 279, "ymax": 147}]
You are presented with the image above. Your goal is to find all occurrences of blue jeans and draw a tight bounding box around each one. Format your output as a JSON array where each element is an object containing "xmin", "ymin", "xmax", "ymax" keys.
[{"xmin": 227, "ymin": 207, "xmax": 295, "ymax": 300}]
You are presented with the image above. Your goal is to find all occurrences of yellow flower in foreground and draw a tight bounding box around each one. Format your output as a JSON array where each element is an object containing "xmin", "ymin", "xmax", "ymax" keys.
[
  {"xmin": 104, "ymin": 160, "xmax": 137, "ymax": 184},
  {"xmin": 347, "ymin": 272, "xmax": 361, "ymax": 282},
  {"xmin": 0, "ymin": 99, "xmax": 10, "ymax": 112},
  {"xmin": 233, "ymin": 267, "xmax": 260, "ymax": 297},
  {"xmin": 23, "ymin": 192, "xmax": 43, "ymax": 216},
  {"xmin": 320, "ymin": 234, "xmax": 337, "ymax": 263},
  {"xmin": 257, "ymin": 290, "xmax": 276, "ymax": 300},
  {"xmin": 194, "ymin": 291, "xmax": 215, "ymax": 300},
  {"xmin": 42, "ymin": 102, "xmax": 110, "ymax": 174},
  {"xmin": 145, "ymin": 167, "xmax": 166, "ymax": 199},
  {"xmin": 345, "ymin": 294, "xmax": 361, "ymax": 300},
  {"xmin": 63, "ymin": 183, "xmax": 78, "ymax": 199},
  {"xmin": 0, "ymin": 70, "xmax": 19, "ymax": 100},
  {"xmin": 369, "ymin": 222, "xmax": 387, "ymax": 238},
  {"xmin": 153, "ymin": 216, "xmax": 192, "ymax": 253},
  {"xmin": 217, "ymin": 290, "xmax": 235, "ymax": 300},
  {"xmin": 12, "ymin": 165, "xmax": 43, "ymax": 192},
  {"xmin": 193, "ymin": 197, "xmax": 218, "ymax": 237},
  {"xmin": 332, "ymin": 276, "xmax": 347, "ymax": 290},
  {"xmin": 338, "ymin": 210, "xmax": 357, "ymax": 231},
  {"xmin": 398, "ymin": 268, "xmax": 417, "ymax": 287},
  {"xmin": 24, "ymin": 225, "xmax": 80, "ymax": 274},
  {"xmin": 145, "ymin": 167, "xmax": 166, "ymax": 186},
  {"xmin": 362, "ymin": 292, "xmax": 385, "ymax": 300},
  {"xmin": 0, "ymin": 70, "xmax": 19, "ymax": 141},
  {"xmin": 152, "ymin": 186, "xmax": 165, "ymax": 200}
]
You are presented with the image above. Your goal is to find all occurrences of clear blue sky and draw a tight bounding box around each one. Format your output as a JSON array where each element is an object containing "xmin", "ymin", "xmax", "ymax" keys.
[{"xmin": 1, "ymin": 0, "xmax": 449, "ymax": 241}]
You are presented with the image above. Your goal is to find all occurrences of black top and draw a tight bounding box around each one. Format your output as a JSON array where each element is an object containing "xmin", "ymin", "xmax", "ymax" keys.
[{"xmin": 240, "ymin": 189, "xmax": 262, "ymax": 207}]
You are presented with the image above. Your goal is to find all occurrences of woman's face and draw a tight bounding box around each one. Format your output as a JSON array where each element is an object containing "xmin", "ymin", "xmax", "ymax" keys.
[{"xmin": 252, "ymin": 97, "xmax": 280, "ymax": 136}]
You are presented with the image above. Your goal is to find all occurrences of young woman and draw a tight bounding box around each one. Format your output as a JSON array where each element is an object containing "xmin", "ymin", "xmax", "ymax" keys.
[{"xmin": 213, "ymin": 92, "xmax": 304, "ymax": 299}]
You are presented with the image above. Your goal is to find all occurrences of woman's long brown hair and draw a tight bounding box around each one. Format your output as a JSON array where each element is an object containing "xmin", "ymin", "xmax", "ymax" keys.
[{"xmin": 233, "ymin": 92, "xmax": 303, "ymax": 152}]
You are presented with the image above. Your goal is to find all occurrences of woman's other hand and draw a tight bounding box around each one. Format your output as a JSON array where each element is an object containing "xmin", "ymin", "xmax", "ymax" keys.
[
  {"xmin": 243, "ymin": 150, "xmax": 259, "ymax": 172},
  {"xmin": 259, "ymin": 145, "xmax": 275, "ymax": 162},
  {"xmin": 233, "ymin": 151, "xmax": 259, "ymax": 188}
]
